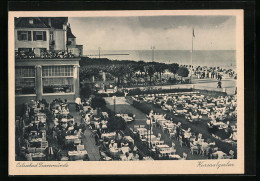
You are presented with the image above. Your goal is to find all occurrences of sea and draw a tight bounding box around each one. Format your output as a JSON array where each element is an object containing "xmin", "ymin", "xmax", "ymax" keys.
[{"xmin": 84, "ymin": 50, "xmax": 236, "ymax": 69}]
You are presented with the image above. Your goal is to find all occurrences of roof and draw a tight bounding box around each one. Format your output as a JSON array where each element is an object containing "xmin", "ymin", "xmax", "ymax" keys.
[
  {"xmin": 15, "ymin": 17, "xmax": 68, "ymax": 29},
  {"xmin": 67, "ymin": 26, "xmax": 76, "ymax": 38},
  {"xmin": 50, "ymin": 17, "xmax": 68, "ymax": 29},
  {"xmin": 15, "ymin": 17, "xmax": 50, "ymax": 28}
]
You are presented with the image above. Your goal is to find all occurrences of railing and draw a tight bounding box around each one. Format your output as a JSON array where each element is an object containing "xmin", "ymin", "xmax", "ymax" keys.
[{"xmin": 15, "ymin": 50, "xmax": 77, "ymax": 59}]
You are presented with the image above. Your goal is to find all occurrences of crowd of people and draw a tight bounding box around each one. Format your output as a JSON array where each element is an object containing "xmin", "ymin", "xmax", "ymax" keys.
[
  {"xmin": 131, "ymin": 92, "xmax": 237, "ymax": 159},
  {"xmin": 16, "ymin": 98, "xmax": 89, "ymax": 161},
  {"xmin": 78, "ymin": 97, "xmax": 151, "ymax": 161},
  {"xmin": 192, "ymin": 66, "xmax": 237, "ymax": 80}
]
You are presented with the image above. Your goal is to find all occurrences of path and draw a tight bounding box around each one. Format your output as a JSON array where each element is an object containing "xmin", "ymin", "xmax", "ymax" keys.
[
  {"xmin": 104, "ymin": 97, "xmax": 147, "ymax": 128},
  {"xmin": 70, "ymin": 111, "xmax": 100, "ymax": 161},
  {"xmin": 99, "ymin": 77, "xmax": 236, "ymax": 95}
]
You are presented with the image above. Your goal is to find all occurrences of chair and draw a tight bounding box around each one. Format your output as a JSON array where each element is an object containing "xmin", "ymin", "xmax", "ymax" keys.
[
  {"xmin": 60, "ymin": 156, "xmax": 69, "ymax": 161},
  {"xmin": 229, "ymin": 150, "xmax": 234, "ymax": 159},
  {"xmin": 60, "ymin": 150, "xmax": 68, "ymax": 157},
  {"xmin": 200, "ymin": 143, "xmax": 209, "ymax": 156},
  {"xmin": 74, "ymin": 139, "xmax": 81, "ymax": 145},
  {"xmin": 190, "ymin": 144, "xmax": 199, "ymax": 155},
  {"xmin": 171, "ymin": 142, "xmax": 175, "ymax": 147},
  {"xmin": 182, "ymin": 153, "xmax": 187, "ymax": 160},
  {"xmin": 170, "ymin": 148, "xmax": 176, "ymax": 155}
]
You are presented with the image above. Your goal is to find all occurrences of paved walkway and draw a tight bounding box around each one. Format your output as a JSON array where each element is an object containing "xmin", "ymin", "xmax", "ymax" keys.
[
  {"xmin": 70, "ymin": 111, "xmax": 100, "ymax": 161},
  {"xmin": 99, "ymin": 77, "xmax": 236, "ymax": 95},
  {"xmin": 104, "ymin": 97, "xmax": 147, "ymax": 129}
]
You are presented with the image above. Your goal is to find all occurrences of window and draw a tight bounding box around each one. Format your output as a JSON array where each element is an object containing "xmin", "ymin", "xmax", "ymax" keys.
[
  {"xmin": 15, "ymin": 67, "xmax": 35, "ymax": 95},
  {"xmin": 42, "ymin": 66, "xmax": 74, "ymax": 94},
  {"xmin": 36, "ymin": 31, "xmax": 43, "ymax": 40},
  {"xmin": 17, "ymin": 31, "xmax": 31, "ymax": 41},
  {"xmin": 33, "ymin": 31, "xmax": 46, "ymax": 41},
  {"xmin": 18, "ymin": 48, "xmax": 33, "ymax": 53}
]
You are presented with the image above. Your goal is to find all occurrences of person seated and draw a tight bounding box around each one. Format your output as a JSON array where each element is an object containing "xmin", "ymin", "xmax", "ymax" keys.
[
  {"xmin": 109, "ymin": 140, "xmax": 116, "ymax": 149},
  {"xmin": 77, "ymin": 129, "xmax": 83, "ymax": 139},
  {"xmin": 38, "ymin": 121, "xmax": 45, "ymax": 130},
  {"xmin": 74, "ymin": 123, "xmax": 79, "ymax": 132},
  {"xmin": 25, "ymin": 150, "xmax": 32, "ymax": 161},
  {"xmin": 31, "ymin": 123, "xmax": 38, "ymax": 132}
]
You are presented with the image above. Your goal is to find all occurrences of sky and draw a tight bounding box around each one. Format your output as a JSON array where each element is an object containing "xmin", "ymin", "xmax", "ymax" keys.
[{"xmin": 68, "ymin": 16, "xmax": 236, "ymax": 51}]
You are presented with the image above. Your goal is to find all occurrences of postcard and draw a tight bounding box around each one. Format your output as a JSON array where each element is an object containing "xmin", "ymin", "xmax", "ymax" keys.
[{"xmin": 9, "ymin": 10, "xmax": 244, "ymax": 175}]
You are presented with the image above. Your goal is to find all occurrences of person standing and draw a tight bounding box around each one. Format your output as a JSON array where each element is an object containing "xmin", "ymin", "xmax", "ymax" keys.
[
  {"xmin": 95, "ymin": 133, "xmax": 99, "ymax": 145},
  {"xmin": 176, "ymin": 122, "xmax": 182, "ymax": 140},
  {"xmin": 217, "ymin": 81, "xmax": 222, "ymax": 88}
]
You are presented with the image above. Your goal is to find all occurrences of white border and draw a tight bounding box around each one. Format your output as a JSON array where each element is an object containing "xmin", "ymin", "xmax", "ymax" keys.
[{"xmin": 9, "ymin": 10, "xmax": 244, "ymax": 175}]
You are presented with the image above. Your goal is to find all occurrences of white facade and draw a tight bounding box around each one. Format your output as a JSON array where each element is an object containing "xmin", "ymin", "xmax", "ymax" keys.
[
  {"xmin": 15, "ymin": 28, "xmax": 50, "ymax": 51},
  {"xmin": 53, "ymin": 29, "xmax": 67, "ymax": 51}
]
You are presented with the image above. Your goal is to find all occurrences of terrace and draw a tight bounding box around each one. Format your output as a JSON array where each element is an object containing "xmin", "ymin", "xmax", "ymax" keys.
[{"xmin": 15, "ymin": 50, "xmax": 80, "ymax": 60}]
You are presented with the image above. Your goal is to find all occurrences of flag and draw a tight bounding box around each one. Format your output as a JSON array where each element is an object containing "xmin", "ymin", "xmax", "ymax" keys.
[{"xmin": 193, "ymin": 28, "xmax": 195, "ymax": 38}]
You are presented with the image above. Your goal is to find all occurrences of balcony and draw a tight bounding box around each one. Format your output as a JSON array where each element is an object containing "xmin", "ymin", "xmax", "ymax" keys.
[{"xmin": 15, "ymin": 50, "xmax": 79, "ymax": 60}]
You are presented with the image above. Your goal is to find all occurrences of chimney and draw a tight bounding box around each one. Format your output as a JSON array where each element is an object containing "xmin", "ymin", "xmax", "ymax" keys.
[
  {"xmin": 63, "ymin": 24, "xmax": 67, "ymax": 31},
  {"xmin": 48, "ymin": 18, "xmax": 51, "ymax": 27}
]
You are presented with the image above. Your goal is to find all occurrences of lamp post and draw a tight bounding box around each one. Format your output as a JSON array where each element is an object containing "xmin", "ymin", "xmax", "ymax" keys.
[
  {"xmin": 151, "ymin": 46, "xmax": 155, "ymax": 62},
  {"xmin": 146, "ymin": 117, "xmax": 152, "ymax": 157},
  {"xmin": 112, "ymin": 96, "xmax": 116, "ymax": 116},
  {"xmin": 98, "ymin": 47, "xmax": 101, "ymax": 59}
]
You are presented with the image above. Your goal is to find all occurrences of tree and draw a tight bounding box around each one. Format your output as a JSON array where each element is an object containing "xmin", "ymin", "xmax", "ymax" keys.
[
  {"xmin": 156, "ymin": 63, "xmax": 167, "ymax": 81},
  {"xmin": 168, "ymin": 63, "xmax": 179, "ymax": 78},
  {"xmin": 107, "ymin": 116, "xmax": 127, "ymax": 131},
  {"xmin": 146, "ymin": 65, "xmax": 156, "ymax": 85},
  {"xmin": 91, "ymin": 96, "xmax": 106, "ymax": 115},
  {"xmin": 137, "ymin": 61, "xmax": 145, "ymax": 77},
  {"xmin": 79, "ymin": 66, "xmax": 100, "ymax": 82},
  {"xmin": 125, "ymin": 64, "xmax": 135, "ymax": 82},
  {"xmin": 90, "ymin": 67, "xmax": 100, "ymax": 82},
  {"xmin": 108, "ymin": 64, "xmax": 127, "ymax": 85},
  {"xmin": 177, "ymin": 66, "xmax": 189, "ymax": 83},
  {"xmin": 80, "ymin": 83, "xmax": 94, "ymax": 98}
]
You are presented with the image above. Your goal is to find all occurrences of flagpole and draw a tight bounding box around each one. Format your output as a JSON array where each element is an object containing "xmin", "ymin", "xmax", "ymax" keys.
[{"xmin": 191, "ymin": 28, "xmax": 193, "ymax": 84}]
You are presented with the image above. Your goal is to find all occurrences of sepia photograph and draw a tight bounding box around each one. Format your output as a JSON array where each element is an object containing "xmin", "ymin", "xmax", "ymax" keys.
[{"xmin": 8, "ymin": 10, "xmax": 244, "ymax": 175}]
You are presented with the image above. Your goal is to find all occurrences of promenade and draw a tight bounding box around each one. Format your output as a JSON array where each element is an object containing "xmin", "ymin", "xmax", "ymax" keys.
[
  {"xmin": 69, "ymin": 111, "xmax": 101, "ymax": 161},
  {"xmin": 98, "ymin": 77, "xmax": 236, "ymax": 95}
]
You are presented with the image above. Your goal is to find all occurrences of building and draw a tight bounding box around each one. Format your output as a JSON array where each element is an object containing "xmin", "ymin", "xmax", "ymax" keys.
[{"xmin": 15, "ymin": 17, "xmax": 83, "ymax": 112}]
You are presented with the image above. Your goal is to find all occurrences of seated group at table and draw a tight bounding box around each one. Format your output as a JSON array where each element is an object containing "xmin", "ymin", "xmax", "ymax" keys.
[
  {"xmin": 97, "ymin": 131, "xmax": 143, "ymax": 161},
  {"xmin": 137, "ymin": 93, "xmax": 237, "ymax": 127},
  {"xmin": 144, "ymin": 109, "xmax": 235, "ymax": 160},
  {"xmin": 17, "ymin": 100, "xmax": 49, "ymax": 161},
  {"xmin": 17, "ymin": 98, "xmax": 89, "ymax": 161}
]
